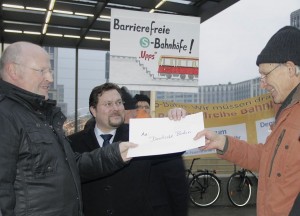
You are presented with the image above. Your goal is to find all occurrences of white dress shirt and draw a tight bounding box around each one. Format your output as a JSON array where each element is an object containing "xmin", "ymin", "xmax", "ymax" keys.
[{"xmin": 94, "ymin": 126, "xmax": 116, "ymax": 147}]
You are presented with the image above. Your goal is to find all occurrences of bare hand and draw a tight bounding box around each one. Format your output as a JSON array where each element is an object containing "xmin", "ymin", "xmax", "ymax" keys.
[
  {"xmin": 168, "ymin": 108, "xmax": 187, "ymax": 121},
  {"xmin": 119, "ymin": 142, "xmax": 137, "ymax": 162},
  {"xmin": 193, "ymin": 129, "xmax": 226, "ymax": 151}
]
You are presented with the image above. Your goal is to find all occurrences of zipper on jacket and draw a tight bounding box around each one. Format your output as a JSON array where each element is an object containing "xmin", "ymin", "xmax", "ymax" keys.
[{"xmin": 268, "ymin": 129, "xmax": 286, "ymax": 177}]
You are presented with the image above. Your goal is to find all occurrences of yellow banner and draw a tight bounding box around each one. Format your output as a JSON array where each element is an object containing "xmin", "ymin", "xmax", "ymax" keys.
[{"xmin": 155, "ymin": 93, "xmax": 275, "ymax": 147}]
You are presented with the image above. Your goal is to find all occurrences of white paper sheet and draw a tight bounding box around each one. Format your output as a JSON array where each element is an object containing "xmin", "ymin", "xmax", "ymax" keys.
[{"xmin": 127, "ymin": 112, "xmax": 205, "ymax": 157}]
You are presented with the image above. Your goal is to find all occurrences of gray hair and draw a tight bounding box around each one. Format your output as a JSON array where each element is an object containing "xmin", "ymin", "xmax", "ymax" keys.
[{"xmin": 0, "ymin": 43, "xmax": 22, "ymax": 77}]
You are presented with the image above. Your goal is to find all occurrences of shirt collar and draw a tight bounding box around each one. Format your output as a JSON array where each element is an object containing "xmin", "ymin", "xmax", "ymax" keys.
[{"xmin": 94, "ymin": 125, "xmax": 116, "ymax": 146}]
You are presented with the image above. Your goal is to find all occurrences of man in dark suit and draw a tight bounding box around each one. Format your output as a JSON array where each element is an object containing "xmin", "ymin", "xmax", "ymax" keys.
[
  {"xmin": 134, "ymin": 94, "xmax": 188, "ymax": 216},
  {"xmin": 68, "ymin": 83, "xmax": 153, "ymax": 216}
]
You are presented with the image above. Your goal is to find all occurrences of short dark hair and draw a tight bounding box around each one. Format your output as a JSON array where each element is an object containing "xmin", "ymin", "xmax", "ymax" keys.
[{"xmin": 89, "ymin": 83, "xmax": 122, "ymax": 108}]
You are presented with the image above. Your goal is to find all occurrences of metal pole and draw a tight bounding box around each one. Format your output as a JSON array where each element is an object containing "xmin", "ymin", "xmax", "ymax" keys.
[
  {"xmin": 150, "ymin": 91, "xmax": 156, "ymax": 118},
  {"xmin": 105, "ymin": 52, "xmax": 110, "ymax": 82},
  {"xmin": 75, "ymin": 48, "xmax": 79, "ymax": 132}
]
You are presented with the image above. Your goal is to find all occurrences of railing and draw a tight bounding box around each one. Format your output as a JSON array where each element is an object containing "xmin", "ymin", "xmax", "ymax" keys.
[
  {"xmin": 184, "ymin": 157, "xmax": 258, "ymax": 206},
  {"xmin": 184, "ymin": 157, "xmax": 237, "ymax": 175}
]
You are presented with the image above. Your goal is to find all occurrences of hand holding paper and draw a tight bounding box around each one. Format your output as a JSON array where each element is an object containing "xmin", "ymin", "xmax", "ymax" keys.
[{"xmin": 127, "ymin": 112, "xmax": 205, "ymax": 157}]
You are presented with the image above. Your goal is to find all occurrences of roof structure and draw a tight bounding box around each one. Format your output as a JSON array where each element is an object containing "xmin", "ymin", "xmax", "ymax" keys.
[{"xmin": 1, "ymin": 0, "xmax": 239, "ymax": 51}]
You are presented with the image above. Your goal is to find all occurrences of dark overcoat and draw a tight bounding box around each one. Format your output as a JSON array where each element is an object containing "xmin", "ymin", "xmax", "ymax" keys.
[{"xmin": 68, "ymin": 124, "xmax": 154, "ymax": 216}]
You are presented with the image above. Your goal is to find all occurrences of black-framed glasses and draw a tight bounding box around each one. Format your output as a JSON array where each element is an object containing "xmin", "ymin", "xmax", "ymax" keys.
[
  {"xmin": 13, "ymin": 62, "xmax": 53, "ymax": 76},
  {"xmin": 260, "ymin": 64, "xmax": 282, "ymax": 81}
]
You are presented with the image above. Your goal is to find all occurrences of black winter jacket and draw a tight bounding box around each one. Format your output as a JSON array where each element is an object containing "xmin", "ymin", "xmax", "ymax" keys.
[
  {"xmin": 0, "ymin": 80, "xmax": 125, "ymax": 216},
  {"xmin": 69, "ymin": 122, "xmax": 188, "ymax": 216},
  {"xmin": 69, "ymin": 124, "xmax": 154, "ymax": 216}
]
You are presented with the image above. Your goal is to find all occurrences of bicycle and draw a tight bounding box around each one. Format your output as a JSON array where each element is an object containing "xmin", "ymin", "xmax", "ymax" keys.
[
  {"xmin": 227, "ymin": 168, "xmax": 258, "ymax": 207},
  {"xmin": 186, "ymin": 158, "xmax": 221, "ymax": 207}
]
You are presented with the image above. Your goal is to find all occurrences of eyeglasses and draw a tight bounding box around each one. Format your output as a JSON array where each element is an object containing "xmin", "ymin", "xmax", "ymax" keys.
[
  {"xmin": 14, "ymin": 62, "xmax": 53, "ymax": 76},
  {"xmin": 100, "ymin": 100, "xmax": 125, "ymax": 109},
  {"xmin": 260, "ymin": 64, "xmax": 282, "ymax": 81},
  {"xmin": 136, "ymin": 105, "xmax": 150, "ymax": 110}
]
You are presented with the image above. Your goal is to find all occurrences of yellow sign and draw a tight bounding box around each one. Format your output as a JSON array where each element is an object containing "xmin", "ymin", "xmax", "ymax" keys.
[{"xmin": 155, "ymin": 93, "xmax": 275, "ymax": 146}]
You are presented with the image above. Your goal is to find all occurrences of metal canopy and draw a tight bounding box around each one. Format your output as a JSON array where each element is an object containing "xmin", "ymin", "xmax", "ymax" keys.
[{"xmin": 0, "ymin": 0, "xmax": 239, "ymax": 51}]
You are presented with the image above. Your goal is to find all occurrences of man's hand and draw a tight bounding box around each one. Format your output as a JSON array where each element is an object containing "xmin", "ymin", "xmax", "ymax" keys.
[
  {"xmin": 193, "ymin": 129, "xmax": 226, "ymax": 151},
  {"xmin": 167, "ymin": 108, "xmax": 187, "ymax": 121},
  {"xmin": 119, "ymin": 142, "xmax": 137, "ymax": 162},
  {"xmin": 167, "ymin": 109, "xmax": 226, "ymax": 151}
]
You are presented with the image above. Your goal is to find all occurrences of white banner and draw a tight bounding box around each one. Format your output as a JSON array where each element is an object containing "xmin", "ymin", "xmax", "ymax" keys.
[
  {"xmin": 184, "ymin": 123, "xmax": 247, "ymax": 157},
  {"xmin": 110, "ymin": 9, "xmax": 200, "ymax": 92},
  {"xmin": 255, "ymin": 117, "xmax": 274, "ymax": 144}
]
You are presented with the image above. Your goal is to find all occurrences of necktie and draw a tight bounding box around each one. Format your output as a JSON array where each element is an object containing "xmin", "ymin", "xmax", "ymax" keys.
[{"xmin": 100, "ymin": 134, "xmax": 113, "ymax": 147}]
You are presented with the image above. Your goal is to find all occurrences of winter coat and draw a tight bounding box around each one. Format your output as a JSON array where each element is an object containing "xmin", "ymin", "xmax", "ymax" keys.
[
  {"xmin": 219, "ymin": 84, "xmax": 300, "ymax": 216},
  {"xmin": 0, "ymin": 80, "xmax": 125, "ymax": 216},
  {"xmin": 68, "ymin": 124, "xmax": 154, "ymax": 216},
  {"xmin": 69, "ymin": 121, "xmax": 188, "ymax": 216}
]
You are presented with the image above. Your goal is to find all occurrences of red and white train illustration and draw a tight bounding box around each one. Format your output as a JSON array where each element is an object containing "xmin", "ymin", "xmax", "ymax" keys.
[{"xmin": 158, "ymin": 55, "xmax": 199, "ymax": 80}]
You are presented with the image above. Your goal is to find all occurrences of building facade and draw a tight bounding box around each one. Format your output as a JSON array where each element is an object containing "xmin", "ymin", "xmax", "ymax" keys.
[
  {"xmin": 45, "ymin": 46, "xmax": 68, "ymax": 115},
  {"xmin": 156, "ymin": 77, "xmax": 267, "ymax": 104}
]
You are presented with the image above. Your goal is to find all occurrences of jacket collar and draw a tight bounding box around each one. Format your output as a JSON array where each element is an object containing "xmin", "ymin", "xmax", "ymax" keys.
[
  {"xmin": 83, "ymin": 123, "xmax": 129, "ymax": 150},
  {"xmin": 289, "ymin": 83, "xmax": 300, "ymax": 106},
  {"xmin": 0, "ymin": 79, "xmax": 57, "ymax": 112},
  {"xmin": 275, "ymin": 83, "xmax": 300, "ymax": 120}
]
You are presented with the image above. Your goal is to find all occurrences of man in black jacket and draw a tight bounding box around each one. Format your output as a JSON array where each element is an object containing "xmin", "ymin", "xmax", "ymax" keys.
[
  {"xmin": 69, "ymin": 83, "xmax": 154, "ymax": 216},
  {"xmin": 0, "ymin": 42, "xmax": 134, "ymax": 216},
  {"xmin": 134, "ymin": 94, "xmax": 188, "ymax": 216}
]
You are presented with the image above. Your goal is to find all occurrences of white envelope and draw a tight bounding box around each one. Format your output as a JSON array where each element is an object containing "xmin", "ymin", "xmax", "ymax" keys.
[{"xmin": 127, "ymin": 112, "xmax": 205, "ymax": 157}]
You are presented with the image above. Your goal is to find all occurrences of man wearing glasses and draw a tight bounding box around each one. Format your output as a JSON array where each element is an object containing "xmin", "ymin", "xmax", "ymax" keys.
[
  {"xmin": 0, "ymin": 42, "xmax": 135, "ymax": 216},
  {"xmin": 170, "ymin": 26, "xmax": 300, "ymax": 216},
  {"xmin": 134, "ymin": 94, "xmax": 188, "ymax": 216},
  {"xmin": 69, "ymin": 83, "xmax": 155, "ymax": 216}
]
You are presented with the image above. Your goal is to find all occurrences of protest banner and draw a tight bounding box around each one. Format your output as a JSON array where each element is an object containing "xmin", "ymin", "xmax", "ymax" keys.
[{"xmin": 155, "ymin": 93, "xmax": 275, "ymax": 158}]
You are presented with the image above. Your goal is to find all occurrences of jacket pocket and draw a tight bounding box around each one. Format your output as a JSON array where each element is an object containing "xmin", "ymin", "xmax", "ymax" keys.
[{"xmin": 27, "ymin": 129, "xmax": 58, "ymax": 178}]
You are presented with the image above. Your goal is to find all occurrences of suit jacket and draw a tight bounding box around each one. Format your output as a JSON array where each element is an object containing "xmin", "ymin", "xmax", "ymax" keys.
[{"xmin": 68, "ymin": 124, "xmax": 154, "ymax": 216}]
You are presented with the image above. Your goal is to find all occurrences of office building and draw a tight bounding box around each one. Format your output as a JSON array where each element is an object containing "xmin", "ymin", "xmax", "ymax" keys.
[
  {"xmin": 291, "ymin": 9, "xmax": 300, "ymax": 29},
  {"xmin": 156, "ymin": 77, "xmax": 267, "ymax": 104}
]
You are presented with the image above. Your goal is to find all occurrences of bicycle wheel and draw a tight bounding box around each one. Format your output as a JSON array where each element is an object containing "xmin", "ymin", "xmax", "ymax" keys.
[
  {"xmin": 189, "ymin": 173, "xmax": 221, "ymax": 207},
  {"xmin": 227, "ymin": 172, "xmax": 252, "ymax": 207}
]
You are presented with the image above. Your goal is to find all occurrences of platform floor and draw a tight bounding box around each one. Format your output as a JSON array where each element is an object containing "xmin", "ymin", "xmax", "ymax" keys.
[{"xmin": 188, "ymin": 204, "xmax": 256, "ymax": 216}]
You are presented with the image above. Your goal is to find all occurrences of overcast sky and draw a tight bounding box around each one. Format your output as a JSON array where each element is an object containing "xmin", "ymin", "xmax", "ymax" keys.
[
  {"xmin": 58, "ymin": 0, "xmax": 299, "ymax": 115},
  {"xmin": 199, "ymin": 0, "xmax": 299, "ymax": 85}
]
